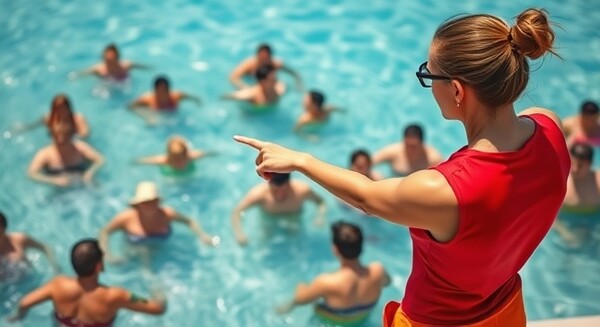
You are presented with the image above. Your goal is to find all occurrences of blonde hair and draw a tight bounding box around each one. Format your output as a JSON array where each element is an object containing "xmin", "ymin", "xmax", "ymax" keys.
[
  {"xmin": 167, "ymin": 136, "xmax": 189, "ymax": 157},
  {"xmin": 430, "ymin": 8, "xmax": 557, "ymax": 108}
]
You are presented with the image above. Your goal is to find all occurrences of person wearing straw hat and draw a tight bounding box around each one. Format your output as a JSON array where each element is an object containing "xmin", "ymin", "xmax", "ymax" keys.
[{"xmin": 99, "ymin": 181, "xmax": 216, "ymax": 262}]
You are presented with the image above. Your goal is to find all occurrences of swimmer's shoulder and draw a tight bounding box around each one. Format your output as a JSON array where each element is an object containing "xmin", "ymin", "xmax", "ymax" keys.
[{"xmin": 272, "ymin": 59, "xmax": 284, "ymax": 69}]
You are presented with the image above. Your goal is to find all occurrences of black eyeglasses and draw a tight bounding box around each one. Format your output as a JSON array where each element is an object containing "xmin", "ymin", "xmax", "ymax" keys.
[{"xmin": 415, "ymin": 61, "xmax": 452, "ymax": 88}]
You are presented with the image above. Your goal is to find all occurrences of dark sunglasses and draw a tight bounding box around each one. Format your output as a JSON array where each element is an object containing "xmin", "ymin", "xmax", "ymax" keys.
[{"xmin": 415, "ymin": 61, "xmax": 453, "ymax": 88}]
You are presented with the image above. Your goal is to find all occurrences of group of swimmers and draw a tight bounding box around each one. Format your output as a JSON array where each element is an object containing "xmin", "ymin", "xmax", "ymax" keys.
[{"xmin": 2, "ymin": 38, "xmax": 599, "ymax": 326}]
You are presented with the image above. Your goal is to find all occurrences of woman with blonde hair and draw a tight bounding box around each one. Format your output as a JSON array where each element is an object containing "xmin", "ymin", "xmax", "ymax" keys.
[
  {"xmin": 236, "ymin": 8, "xmax": 569, "ymax": 326},
  {"xmin": 136, "ymin": 136, "xmax": 214, "ymax": 177}
]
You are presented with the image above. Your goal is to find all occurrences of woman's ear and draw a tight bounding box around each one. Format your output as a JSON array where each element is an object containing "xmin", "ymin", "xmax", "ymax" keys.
[{"xmin": 452, "ymin": 80, "xmax": 465, "ymax": 106}]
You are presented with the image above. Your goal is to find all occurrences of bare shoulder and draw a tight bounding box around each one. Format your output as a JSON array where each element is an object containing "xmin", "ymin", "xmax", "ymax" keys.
[
  {"xmin": 8, "ymin": 232, "xmax": 28, "ymax": 244},
  {"xmin": 291, "ymin": 180, "xmax": 312, "ymax": 193},
  {"xmin": 273, "ymin": 59, "xmax": 284, "ymax": 68},
  {"xmin": 161, "ymin": 206, "xmax": 177, "ymax": 218},
  {"xmin": 368, "ymin": 262, "xmax": 386, "ymax": 276},
  {"xmin": 519, "ymin": 107, "xmax": 562, "ymax": 129}
]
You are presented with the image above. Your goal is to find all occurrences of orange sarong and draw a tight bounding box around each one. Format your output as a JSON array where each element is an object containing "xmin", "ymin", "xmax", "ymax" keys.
[{"xmin": 383, "ymin": 287, "xmax": 525, "ymax": 327}]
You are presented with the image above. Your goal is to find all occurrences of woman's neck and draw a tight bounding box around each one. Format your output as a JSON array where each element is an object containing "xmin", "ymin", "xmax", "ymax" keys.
[{"xmin": 464, "ymin": 103, "xmax": 520, "ymax": 150}]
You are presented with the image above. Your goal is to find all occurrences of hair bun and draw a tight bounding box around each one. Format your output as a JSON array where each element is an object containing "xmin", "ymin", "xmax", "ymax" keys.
[{"xmin": 511, "ymin": 8, "xmax": 556, "ymax": 59}]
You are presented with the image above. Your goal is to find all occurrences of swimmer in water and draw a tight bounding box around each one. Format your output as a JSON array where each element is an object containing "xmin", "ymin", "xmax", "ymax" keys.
[
  {"xmin": 0, "ymin": 211, "xmax": 59, "ymax": 280},
  {"xmin": 28, "ymin": 122, "xmax": 104, "ymax": 187},
  {"xmin": 135, "ymin": 136, "xmax": 215, "ymax": 175},
  {"xmin": 276, "ymin": 221, "xmax": 390, "ymax": 325},
  {"xmin": 229, "ymin": 43, "xmax": 303, "ymax": 90},
  {"xmin": 99, "ymin": 181, "xmax": 216, "ymax": 262},
  {"xmin": 128, "ymin": 76, "xmax": 202, "ymax": 123},
  {"xmin": 294, "ymin": 90, "xmax": 344, "ymax": 133},
  {"xmin": 8, "ymin": 238, "xmax": 165, "ymax": 326},
  {"xmin": 554, "ymin": 142, "xmax": 600, "ymax": 247},
  {"xmin": 231, "ymin": 173, "xmax": 326, "ymax": 246},
  {"xmin": 70, "ymin": 43, "xmax": 148, "ymax": 81},
  {"xmin": 349, "ymin": 149, "xmax": 383, "ymax": 181},
  {"xmin": 563, "ymin": 101, "xmax": 600, "ymax": 146},
  {"xmin": 372, "ymin": 124, "xmax": 443, "ymax": 176},
  {"xmin": 222, "ymin": 65, "xmax": 286, "ymax": 106}
]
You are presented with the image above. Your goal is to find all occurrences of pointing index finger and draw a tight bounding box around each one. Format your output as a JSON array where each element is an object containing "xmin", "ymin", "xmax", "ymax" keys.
[{"xmin": 233, "ymin": 135, "xmax": 265, "ymax": 150}]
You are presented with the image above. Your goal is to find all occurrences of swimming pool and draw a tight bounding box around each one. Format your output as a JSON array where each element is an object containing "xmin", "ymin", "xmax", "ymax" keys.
[{"xmin": 1, "ymin": 0, "xmax": 600, "ymax": 326}]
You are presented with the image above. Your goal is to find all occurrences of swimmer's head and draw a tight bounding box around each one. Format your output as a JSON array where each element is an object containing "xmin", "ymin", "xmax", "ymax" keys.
[
  {"xmin": 167, "ymin": 136, "xmax": 189, "ymax": 160},
  {"xmin": 71, "ymin": 239, "xmax": 104, "ymax": 277},
  {"xmin": 256, "ymin": 43, "xmax": 273, "ymax": 64},
  {"xmin": 50, "ymin": 122, "xmax": 75, "ymax": 144},
  {"xmin": 256, "ymin": 65, "xmax": 277, "ymax": 88},
  {"xmin": 332, "ymin": 221, "xmax": 363, "ymax": 260},
  {"xmin": 580, "ymin": 101, "xmax": 599, "ymax": 116},
  {"xmin": 404, "ymin": 124, "xmax": 424, "ymax": 148},
  {"xmin": 350, "ymin": 149, "xmax": 372, "ymax": 177},
  {"xmin": 268, "ymin": 173, "xmax": 291, "ymax": 201},
  {"xmin": 570, "ymin": 142, "xmax": 594, "ymax": 176},
  {"xmin": 49, "ymin": 94, "xmax": 75, "ymax": 128},
  {"xmin": 0, "ymin": 211, "xmax": 6, "ymax": 234},
  {"xmin": 305, "ymin": 90, "xmax": 325, "ymax": 113},
  {"xmin": 154, "ymin": 75, "xmax": 170, "ymax": 94},
  {"xmin": 103, "ymin": 43, "xmax": 120, "ymax": 63}
]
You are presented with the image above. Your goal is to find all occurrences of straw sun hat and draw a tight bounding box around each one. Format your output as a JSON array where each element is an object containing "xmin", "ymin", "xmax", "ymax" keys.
[{"xmin": 129, "ymin": 181, "xmax": 160, "ymax": 205}]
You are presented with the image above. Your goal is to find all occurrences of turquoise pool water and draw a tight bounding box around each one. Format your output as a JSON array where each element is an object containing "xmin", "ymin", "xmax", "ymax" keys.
[{"xmin": 1, "ymin": 0, "xmax": 600, "ymax": 326}]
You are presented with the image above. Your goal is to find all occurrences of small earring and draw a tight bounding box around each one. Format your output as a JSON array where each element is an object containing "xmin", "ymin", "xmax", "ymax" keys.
[{"xmin": 456, "ymin": 102, "xmax": 460, "ymax": 107}]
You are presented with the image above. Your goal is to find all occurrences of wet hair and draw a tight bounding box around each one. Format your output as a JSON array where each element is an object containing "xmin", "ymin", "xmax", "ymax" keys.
[
  {"xmin": 71, "ymin": 239, "xmax": 103, "ymax": 277},
  {"xmin": 49, "ymin": 94, "xmax": 76, "ymax": 129},
  {"xmin": 255, "ymin": 65, "xmax": 275, "ymax": 81},
  {"xmin": 104, "ymin": 43, "xmax": 119, "ymax": 57},
  {"xmin": 308, "ymin": 90, "xmax": 325, "ymax": 110},
  {"xmin": 570, "ymin": 142, "xmax": 594, "ymax": 163},
  {"xmin": 404, "ymin": 124, "xmax": 424, "ymax": 141},
  {"xmin": 256, "ymin": 43, "xmax": 273, "ymax": 55},
  {"xmin": 350, "ymin": 149, "xmax": 372, "ymax": 165},
  {"xmin": 580, "ymin": 101, "xmax": 600, "ymax": 115},
  {"xmin": 154, "ymin": 75, "xmax": 170, "ymax": 90},
  {"xmin": 431, "ymin": 8, "xmax": 557, "ymax": 108},
  {"xmin": 269, "ymin": 173, "xmax": 290, "ymax": 186},
  {"xmin": 332, "ymin": 221, "xmax": 363, "ymax": 259},
  {"xmin": 0, "ymin": 211, "xmax": 6, "ymax": 230}
]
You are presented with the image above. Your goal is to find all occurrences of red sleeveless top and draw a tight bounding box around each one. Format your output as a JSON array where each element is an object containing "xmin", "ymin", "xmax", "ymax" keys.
[{"xmin": 401, "ymin": 114, "xmax": 570, "ymax": 325}]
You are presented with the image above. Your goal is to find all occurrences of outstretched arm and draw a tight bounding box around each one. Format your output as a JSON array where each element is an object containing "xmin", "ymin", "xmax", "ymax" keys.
[
  {"xmin": 99, "ymin": 214, "xmax": 127, "ymax": 261},
  {"xmin": 230, "ymin": 187, "xmax": 262, "ymax": 246},
  {"xmin": 168, "ymin": 208, "xmax": 215, "ymax": 246},
  {"xmin": 68, "ymin": 66, "xmax": 99, "ymax": 80},
  {"xmin": 8, "ymin": 280, "xmax": 54, "ymax": 322},
  {"xmin": 276, "ymin": 276, "xmax": 327, "ymax": 314},
  {"xmin": 114, "ymin": 289, "xmax": 166, "ymax": 315},
  {"xmin": 233, "ymin": 136, "xmax": 458, "ymax": 235},
  {"xmin": 221, "ymin": 88, "xmax": 254, "ymax": 102},
  {"xmin": 135, "ymin": 154, "xmax": 167, "ymax": 166},
  {"xmin": 306, "ymin": 190, "xmax": 326, "ymax": 226},
  {"xmin": 24, "ymin": 236, "xmax": 60, "ymax": 274},
  {"xmin": 181, "ymin": 93, "xmax": 202, "ymax": 107}
]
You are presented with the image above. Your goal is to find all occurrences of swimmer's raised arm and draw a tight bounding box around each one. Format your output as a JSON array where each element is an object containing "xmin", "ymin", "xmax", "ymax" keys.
[
  {"xmin": 112, "ymin": 289, "xmax": 166, "ymax": 315},
  {"xmin": 230, "ymin": 186, "xmax": 263, "ymax": 246},
  {"xmin": 74, "ymin": 141, "xmax": 104, "ymax": 184},
  {"xmin": 74, "ymin": 114, "xmax": 90, "ymax": 138},
  {"xmin": 372, "ymin": 144, "xmax": 397, "ymax": 165},
  {"xmin": 166, "ymin": 208, "xmax": 215, "ymax": 246},
  {"xmin": 234, "ymin": 136, "xmax": 458, "ymax": 236},
  {"xmin": 229, "ymin": 58, "xmax": 254, "ymax": 89}
]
